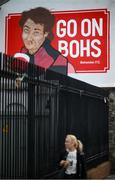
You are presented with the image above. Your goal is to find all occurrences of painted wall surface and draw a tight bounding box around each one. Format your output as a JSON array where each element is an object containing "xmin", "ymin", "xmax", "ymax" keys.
[{"xmin": 0, "ymin": 0, "xmax": 115, "ymax": 87}]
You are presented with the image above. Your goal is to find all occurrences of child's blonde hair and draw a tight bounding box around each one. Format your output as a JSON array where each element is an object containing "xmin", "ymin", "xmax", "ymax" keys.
[
  {"xmin": 78, "ymin": 139, "xmax": 83, "ymax": 152},
  {"xmin": 66, "ymin": 134, "xmax": 83, "ymax": 152}
]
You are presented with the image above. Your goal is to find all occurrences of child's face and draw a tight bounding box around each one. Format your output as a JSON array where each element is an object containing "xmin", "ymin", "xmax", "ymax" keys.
[
  {"xmin": 22, "ymin": 18, "xmax": 48, "ymax": 54},
  {"xmin": 65, "ymin": 136, "xmax": 74, "ymax": 150}
]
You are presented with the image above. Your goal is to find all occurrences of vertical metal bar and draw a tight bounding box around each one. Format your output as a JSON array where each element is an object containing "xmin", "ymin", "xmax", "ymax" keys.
[
  {"xmin": 2, "ymin": 54, "xmax": 6, "ymax": 178},
  {"xmin": 22, "ymin": 60, "xmax": 24, "ymax": 178},
  {"xmin": 25, "ymin": 70, "xmax": 28, "ymax": 179},
  {"xmin": 16, "ymin": 71, "xmax": 19, "ymax": 178},
  {"xmin": 6, "ymin": 56, "xmax": 9, "ymax": 178},
  {"xmin": 7, "ymin": 55, "xmax": 10, "ymax": 178},
  {"xmin": 10, "ymin": 55, "xmax": 13, "ymax": 178},
  {"xmin": 19, "ymin": 89, "xmax": 21, "ymax": 178},
  {"xmin": 7, "ymin": 55, "xmax": 11, "ymax": 178},
  {"xmin": 6, "ymin": 80, "xmax": 8, "ymax": 178},
  {"xmin": 27, "ymin": 63, "xmax": 35, "ymax": 178},
  {"xmin": 4, "ymin": 54, "xmax": 7, "ymax": 178},
  {"xmin": 1, "ymin": 62, "xmax": 3, "ymax": 179},
  {"xmin": 22, "ymin": 62, "xmax": 25, "ymax": 178},
  {"xmin": 0, "ymin": 53, "xmax": 3, "ymax": 178},
  {"xmin": 35, "ymin": 80, "xmax": 40, "ymax": 178},
  {"xmin": 35, "ymin": 85, "xmax": 37, "ymax": 178},
  {"xmin": 0, "ymin": 53, "xmax": 2, "ymax": 178},
  {"xmin": 12, "ymin": 56, "xmax": 15, "ymax": 178}
]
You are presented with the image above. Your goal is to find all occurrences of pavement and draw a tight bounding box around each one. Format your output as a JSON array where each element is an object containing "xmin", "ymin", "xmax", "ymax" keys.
[{"xmin": 104, "ymin": 175, "xmax": 115, "ymax": 179}]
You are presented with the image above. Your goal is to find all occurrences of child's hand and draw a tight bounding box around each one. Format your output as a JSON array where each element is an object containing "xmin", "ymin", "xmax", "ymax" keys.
[
  {"xmin": 60, "ymin": 160, "xmax": 65, "ymax": 166},
  {"xmin": 60, "ymin": 160, "xmax": 70, "ymax": 169}
]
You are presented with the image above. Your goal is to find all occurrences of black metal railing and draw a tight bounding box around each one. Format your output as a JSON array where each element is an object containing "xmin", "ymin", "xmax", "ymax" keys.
[{"xmin": 0, "ymin": 53, "xmax": 109, "ymax": 178}]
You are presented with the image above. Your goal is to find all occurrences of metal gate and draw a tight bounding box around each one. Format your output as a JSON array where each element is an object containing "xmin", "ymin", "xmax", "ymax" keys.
[{"xmin": 0, "ymin": 53, "xmax": 109, "ymax": 178}]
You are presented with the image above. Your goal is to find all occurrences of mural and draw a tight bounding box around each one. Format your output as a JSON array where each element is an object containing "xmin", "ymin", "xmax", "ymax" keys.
[{"xmin": 5, "ymin": 8, "xmax": 110, "ymax": 74}]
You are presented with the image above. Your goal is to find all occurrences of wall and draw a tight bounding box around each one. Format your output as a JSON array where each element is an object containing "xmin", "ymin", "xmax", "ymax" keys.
[
  {"xmin": 0, "ymin": 0, "xmax": 115, "ymax": 175},
  {"xmin": 0, "ymin": 0, "xmax": 115, "ymax": 87},
  {"xmin": 109, "ymin": 88, "xmax": 115, "ymax": 173}
]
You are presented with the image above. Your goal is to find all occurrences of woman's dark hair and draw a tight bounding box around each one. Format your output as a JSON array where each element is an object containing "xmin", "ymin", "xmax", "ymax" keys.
[{"xmin": 19, "ymin": 7, "xmax": 55, "ymax": 41}]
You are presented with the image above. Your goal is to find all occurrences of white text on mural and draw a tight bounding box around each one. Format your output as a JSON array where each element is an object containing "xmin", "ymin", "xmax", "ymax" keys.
[{"xmin": 56, "ymin": 18, "xmax": 103, "ymax": 58}]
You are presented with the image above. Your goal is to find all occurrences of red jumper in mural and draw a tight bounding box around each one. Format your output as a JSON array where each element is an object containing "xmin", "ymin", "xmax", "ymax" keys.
[{"xmin": 14, "ymin": 7, "xmax": 74, "ymax": 75}]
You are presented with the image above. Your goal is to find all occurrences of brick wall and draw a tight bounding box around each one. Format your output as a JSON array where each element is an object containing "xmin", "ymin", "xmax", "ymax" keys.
[
  {"xmin": 108, "ymin": 88, "xmax": 115, "ymax": 173},
  {"xmin": 86, "ymin": 87, "xmax": 115, "ymax": 178}
]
